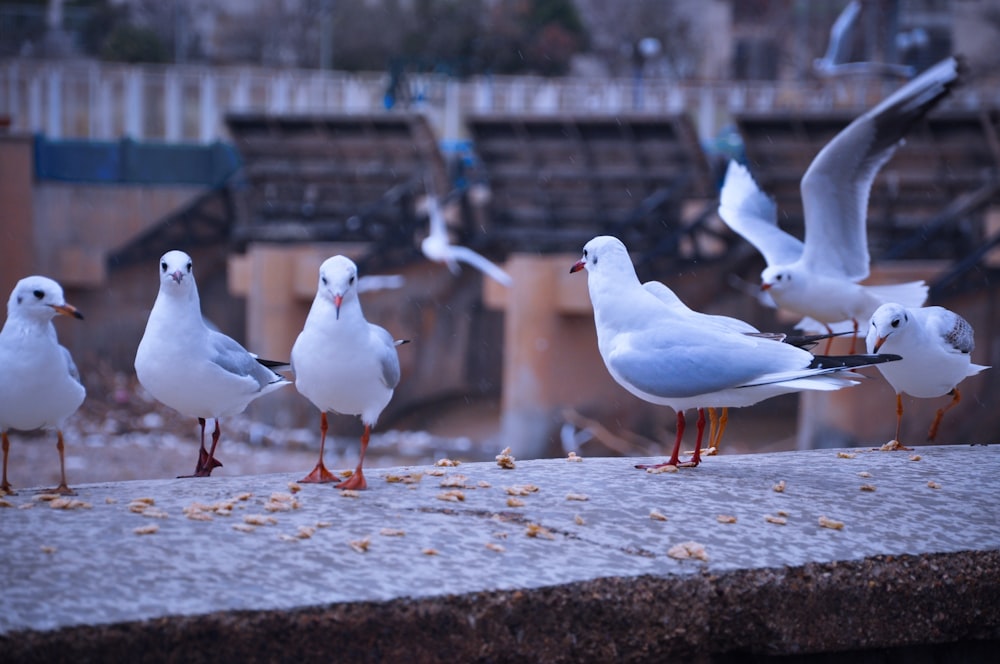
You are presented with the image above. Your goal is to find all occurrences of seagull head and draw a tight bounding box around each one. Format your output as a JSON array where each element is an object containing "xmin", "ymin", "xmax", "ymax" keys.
[
  {"xmin": 317, "ymin": 255, "xmax": 359, "ymax": 320},
  {"xmin": 570, "ymin": 235, "xmax": 630, "ymax": 275},
  {"xmin": 760, "ymin": 266, "xmax": 794, "ymax": 293},
  {"xmin": 867, "ymin": 303, "xmax": 909, "ymax": 353},
  {"xmin": 159, "ymin": 250, "xmax": 195, "ymax": 290},
  {"xmin": 7, "ymin": 275, "xmax": 83, "ymax": 322}
]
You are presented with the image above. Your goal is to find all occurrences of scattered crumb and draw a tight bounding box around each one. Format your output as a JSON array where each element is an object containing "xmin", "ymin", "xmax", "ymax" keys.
[
  {"xmin": 17, "ymin": 503, "xmax": 34, "ymax": 510},
  {"xmin": 243, "ymin": 514, "xmax": 278, "ymax": 527},
  {"xmin": 349, "ymin": 537, "xmax": 371, "ymax": 553},
  {"xmin": 506, "ymin": 497, "xmax": 525, "ymax": 508},
  {"xmin": 567, "ymin": 451, "xmax": 583, "ymax": 462},
  {"xmin": 340, "ymin": 469, "xmax": 354, "ymax": 478},
  {"xmin": 667, "ymin": 541, "xmax": 708, "ymax": 562},
  {"xmin": 716, "ymin": 514, "xmax": 737, "ymax": 524},
  {"xmin": 565, "ymin": 492, "xmax": 589, "ymax": 501},
  {"xmin": 422, "ymin": 548, "xmax": 440, "ymax": 556},
  {"xmin": 316, "ymin": 521, "xmax": 332, "ymax": 528},
  {"xmin": 386, "ymin": 472, "xmax": 423, "ymax": 484},
  {"xmin": 140, "ymin": 508, "xmax": 170, "ymax": 519},
  {"xmin": 765, "ymin": 515, "xmax": 787, "ymax": 525},
  {"xmin": 773, "ymin": 480, "xmax": 786, "ymax": 493},
  {"xmin": 496, "ymin": 447, "xmax": 516, "ymax": 469},
  {"xmin": 525, "ymin": 523, "xmax": 556, "ymax": 540},
  {"xmin": 294, "ymin": 526, "xmax": 316, "ymax": 539},
  {"xmin": 645, "ymin": 464, "xmax": 677, "ymax": 474},
  {"xmin": 927, "ymin": 481, "xmax": 941, "ymax": 489},
  {"xmin": 486, "ymin": 542, "xmax": 505, "ymax": 553},
  {"xmin": 0, "ymin": 498, "xmax": 13, "ymax": 508},
  {"xmin": 425, "ymin": 469, "xmax": 446, "ymax": 477},
  {"xmin": 860, "ymin": 484, "xmax": 877, "ymax": 492},
  {"xmin": 439, "ymin": 475, "xmax": 470, "ymax": 488},
  {"xmin": 40, "ymin": 545, "xmax": 57, "ymax": 554},
  {"xmin": 339, "ymin": 490, "xmax": 361, "ymax": 499},
  {"xmin": 104, "ymin": 497, "xmax": 117, "ymax": 504},
  {"xmin": 133, "ymin": 524, "xmax": 159, "ymax": 535},
  {"xmin": 34, "ymin": 493, "xmax": 62, "ymax": 502},
  {"xmin": 649, "ymin": 509, "xmax": 669, "ymax": 522},
  {"xmin": 574, "ymin": 514, "xmax": 586, "ymax": 525},
  {"xmin": 505, "ymin": 485, "xmax": 539, "ymax": 496},
  {"xmin": 235, "ymin": 492, "xmax": 254, "ymax": 501},
  {"xmin": 477, "ymin": 480, "xmax": 492, "ymax": 488},
  {"xmin": 435, "ymin": 458, "xmax": 460, "ymax": 467},
  {"xmin": 380, "ymin": 528, "xmax": 406, "ymax": 537},
  {"xmin": 49, "ymin": 497, "xmax": 92, "ymax": 510},
  {"xmin": 232, "ymin": 524, "xmax": 257, "ymax": 533},
  {"xmin": 910, "ymin": 455, "xmax": 922, "ymax": 462},
  {"xmin": 130, "ymin": 497, "xmax": 156, "ymax": 506},
  {"xmin": 879, "ymin": 440, "xmax": 910, "ymax": 452},
  {"xmin": 858, "ymin": 471, "xmax": 872, "ymax": 478},
  {"xmin": 437, "ymin": 490, "xmax": 466, "ymax": 502},
  {"xmin": 836, "ymin": 452, "xmax": 856, "ymax": 459},
  {"xmin": 264, "ymin": 492, "xmax": 300, "ymax": 512},
  {"xmin": 776, "ymin": 510, "xmax": 790, "ymax": 517},
  {"xmin": 287, "ymin": 482, "xmax": 302, "ymax": 494},
  {"xmin": 278, "ymin": 534, "xmax": 298, "ymax": 542},
  {"xmin": 818, "ymin": 516, "xmax": 845, "ymax": 530}
]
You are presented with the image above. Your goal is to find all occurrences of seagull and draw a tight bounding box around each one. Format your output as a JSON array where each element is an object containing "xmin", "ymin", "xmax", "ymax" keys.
[
  {"xmin": 570, "ymin": 236, "xmax": 900, "ymax": 469},
  {"xmin": 813, "ymin": 0, "xmax": 914, "ymax": 79},
  {"xmin": 0, "ymin": 276, "xmax": 85, "ymax": 494},
  {"xmin": 291, "ymin": 255, "xmax": 403, "ymax": 490},
  {"xmin": 641, "ymin": 280, "xmax": 840, "ymax": 455},
  {"xmin": 420, "ymin": 193, "xmax": 512, "ymax": 287},
  {"xmin": 718, "ymin": 56, "xmax": 961, "ymax": 352},
  {"xmin": 866, "ymin": 303, "xmax": 989, "ymax": 446},
  {"xmin": 134, "ymin": 250, "xmax": 290, "ymax": 477}
]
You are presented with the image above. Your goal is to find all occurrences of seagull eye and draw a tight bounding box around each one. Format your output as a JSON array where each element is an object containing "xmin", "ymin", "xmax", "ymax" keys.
[
  {"xmin": 321, "ymin": 275, "xmax": 328, "ymax": 286},
  {"xmin": 186, "ymin": 262, "xmax": 192, "ymax": 272},
  {"xmin": 161, "ymin": 261, "xmax": 168, "ymax": 272},
  {"xmin": 891, "ymin": 319, "xmax": 900, "ymax": 328},
  {"xmin": 33, "ymin": 289, "xmax": 44, "ymax": 300},
  {"xmin": 349, "ymin": 275, "xmax": 356, "ymax": 285}
]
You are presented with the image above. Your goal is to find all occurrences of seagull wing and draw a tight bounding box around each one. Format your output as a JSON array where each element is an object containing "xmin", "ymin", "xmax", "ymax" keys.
[
  {"xmin": 718, "ymin": 160, "xmax": 803, "ymax": 268},
  {"xmin": 449, "ymin": 245, "xmax": 512, "ymax": 287},
  {"xmin": 800, "ymin": 56, "xmax": 960, "ymax": 280}
]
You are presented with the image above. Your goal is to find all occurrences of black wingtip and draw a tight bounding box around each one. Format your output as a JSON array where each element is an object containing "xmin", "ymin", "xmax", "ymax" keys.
[{"xmin": 808, "ymin": 353, "xmax": 902, "ymax": 370}]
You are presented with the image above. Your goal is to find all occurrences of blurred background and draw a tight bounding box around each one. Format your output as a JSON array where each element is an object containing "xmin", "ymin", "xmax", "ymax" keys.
[{"xmin": 1, "ymin": 0, "xmax": 998, "ymax": 485}]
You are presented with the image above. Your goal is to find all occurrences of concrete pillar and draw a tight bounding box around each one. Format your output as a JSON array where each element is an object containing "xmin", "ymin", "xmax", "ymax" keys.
[
  {"xmin": 0, "ymin": 136, "xmax": 36, "ymax": 293},
  {"xmin": 164, "ymin": 71, "xmax": 181, "ymax": 142},
  {"xmin": 199, "ymin": 73, "xmax": 216, "ymax": 143},
  {"xmin": 45, "ymin": 66, "xmax": 61, "ymax": 138},
  {"xmin": 499, "ymin": 255, "xmax": 561, "ymax": 459}
]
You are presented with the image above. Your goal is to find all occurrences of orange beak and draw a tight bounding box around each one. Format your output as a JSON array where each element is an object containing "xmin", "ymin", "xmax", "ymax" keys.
[
  {"xmin": 873, "ymin": 336, "xmax": 886, "ymax": 353},
  {"xmin": 760, "ymin": 283, "xmax": 772, "ymax": 292},
  {"xmin": 334, "ymin": 294, "xmax": 343, "ymax": 320},
  {"xmin": 51, "ymin": 303, "xmax": 84, "ymax": 320}
]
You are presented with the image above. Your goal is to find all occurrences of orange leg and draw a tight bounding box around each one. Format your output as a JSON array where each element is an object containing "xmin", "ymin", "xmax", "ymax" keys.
[
  {"xmin": 336, "ymin": 423, "xmax": 370, "ymax": 490},
  {"xmin": 823, "ymin": 324, "xmax": 835, "ymax": 355},
  {"xmin": 2, "ymin": 431, "xmax": 13, "ymax": 494},
  {"xmin": 712, "ymin": 408, "xmax": 729, "ymax": 454},
  {"xmin": 848, "ymin": 318, "xmax": 859, "ymax": 355},
  {"xmin": 895, "ymin": 393, "xmax": 904, "ymax": 443},
  {"xmin": 636, "ymin": 411, "xmax": 685, "ymax": 470},
  {"xmin": 301, "ymin": 412, "xmax": 338, "ymax": 483},
  {"xmin": 927, "ymin": 388, "xmax": 961, "ymax": 442},
  {"xmin": 50, "ymin": 430, "xmax": 75, "ymax": 495},
  {"xmin": 705, "ymin": 409, "xmax": 719, "ymax": 456}
]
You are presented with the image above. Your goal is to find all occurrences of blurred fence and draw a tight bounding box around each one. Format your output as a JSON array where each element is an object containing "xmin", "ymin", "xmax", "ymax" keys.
[{"xmin": 3, "ymin": 59, "xmax": 995, "ymax": 146}]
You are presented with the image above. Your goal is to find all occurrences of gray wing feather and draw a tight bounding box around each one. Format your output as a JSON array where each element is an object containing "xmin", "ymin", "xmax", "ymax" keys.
[
  {"xmin": 943, "ymin": 314, "xmax": 975, "ymax": 354},
  {"xmin": 372, "ymin": 324, "xmax": 402, "ymax": 389},
  {"xmin": 60, "ymin": 345, "xmax": 82, "ymax": 385},
  {"xmin": 210, "ymin": 331, "xmax": 285, "ymax": 389}
]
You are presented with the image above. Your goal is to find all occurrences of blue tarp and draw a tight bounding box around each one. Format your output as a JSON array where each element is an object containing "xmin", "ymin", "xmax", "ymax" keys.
[{"xmin": 33, "ymin": 137, "xmax": 242, "ymax": 186}]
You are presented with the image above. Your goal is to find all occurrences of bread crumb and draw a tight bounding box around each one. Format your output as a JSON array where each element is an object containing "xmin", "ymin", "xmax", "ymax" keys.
[
  {"xmin": 339, "ymin": 489, "xmax": 361, "ymax": 498},
  {"xmin": 565, "ymin": 492, "xmax": 589, "ymax": 501},
  {"xmin": 380, "ymin": 528, "xmax": 406, "ymax": 537},
  {"xmin": 422, "ymin": 548, "xmax": 439, "ymax": 555},
  {"xmin": 860, "ymin": 484, "xmax": 877, "ymax": 492},
  {"xmin": 506, "ymin": 497, "xmax": 525, "ymax": 508},
  {"xmin": 477, "ymin": 480, "xmax": 492, "ymax": 488},
  {"xmin": 133, "ymin": 524, "xmax": 159, "ymax": 535},
  {"xmin": 495, "ymin": 446, "xmax": 516, "ymax": 469},
  {"xmin": 40, "ymin": 545, "xmax": 57, "ymax": 554},
  {"xmin": 667, "ymin": 541, "xmax": 708, "ymax": 561},
  {"xmin": 436, "ymin": 490, "xmax": 465, "ymax": 502},
  {"xmin": 349, "ymin": 537, "xmax": 371, "ymax": 553},
  {"xmin": 49, "ymin": 497, "xmax": 91, "ymax": 510},
  {"xmin": 910, "ymin": 455, "xmax": 922, "ymax": 462},
  {"xmin": 386, "ymin": 472, "xmax": 423, "ymax": 484},
  {"xmin": 836, "ymin": 452, "xmax": 856, "ymax": 459},
  {"xmin": 927, "ymin": 480, "xmax": 941, "ymax": 489},
  {"xmin": 818, "ymin": 516, "xmax": 844, "ymax": 530},
  {"xmin": 287, "ymin": 481, "xmax": 302, "ymax": 494},
  {"xmin": 243, "ymin": 514, "xmax": 278, "ymax": 526},
  {"xmin": 435, "ymin": 458, "xmax": 460, "ymax": 467},
  {"xmin": 525, "ymin": 523, "xmax": 555, "ymax": 540},
  {"xmin": 439, "ymin": 474, "xmax": 470, "ymax": 488},
  {"xmin": 765, "ymin": 515, "xmax": 787, "ymax": 525},
  {"xmin": 645, "ymin": 464, "xmax": 678, "ymax": 474},
  {"xmin": 858, "ymin": 471, "xmax": 872, "ymax": 478},
  {"xmin": 567, "ymin": 451, "xmax": 583, "ymax": 462},
  {"xmin": 505, "ymin": 484, "xmax": 539, "ymax": 496},
  {"xmin": 232, "ymin": 524, "xmax": 257, "ymax": 533},
  {"xmin": 574, "ymin": 514, "xmax": 586, "ymax": 525},
  {"xmin": 716, "ymin": 514, "xmax": 737, "ymax": 524},
  {"xmin": 773, "ymin": 480, "xmax": 786, "ymax": 493},
  {"xmin": 649, "ymin": 509, "xmax": 669, "ymax": 522},
  {"xmin": 486, "ymin": 542, "xmax": 505, "ymax": 553}
]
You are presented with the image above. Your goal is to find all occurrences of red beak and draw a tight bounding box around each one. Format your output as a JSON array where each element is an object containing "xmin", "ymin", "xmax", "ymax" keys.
[
  {"xmin": 760, "ymin": 283, "xmax": 772, "ymax": 292},
  {"xmin": 873, "ymin": 336, "xmax": 886, "ymax": 353},
  {"xmin": 569, "ymin": 260, "xmax": 585, "ymax": 274},
  {"xmin": 334, "ymin": 294, "xmax": 343, "ymax": 319}
]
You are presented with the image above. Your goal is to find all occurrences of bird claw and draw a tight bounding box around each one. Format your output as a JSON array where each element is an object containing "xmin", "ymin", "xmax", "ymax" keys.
[
  {"xmin": 299, "ymin": 462, "xmax": 338, "ymax": 484},
  {"xmin": 635, "ymin": 461, "xmax": 680, "ymax": 471},
  {"xmin": 335, "ymin": 470, "xmax": 367, "ymax": 490}
]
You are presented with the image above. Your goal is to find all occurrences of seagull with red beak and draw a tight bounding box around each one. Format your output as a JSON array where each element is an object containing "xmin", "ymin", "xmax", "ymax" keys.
[
  {"xmin": 135, "ymin": 250, "xmax": 290, "ymax": 477},
  {"xmin": 0, "ymin": 275, "xmax": 85, "ymax": 494},
  {"xmin": 292, "ymin": 255, "xmax": 403, "ymax": 489}
]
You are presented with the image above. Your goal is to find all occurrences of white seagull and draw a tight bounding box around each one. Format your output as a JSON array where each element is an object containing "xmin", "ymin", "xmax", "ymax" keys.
[
  {"xmin": 570, "ymin": 236, "xmax": 900, "ymax": 469},
  {"xmin": 134, "ymin": 250, "xmax": 290, "ymax": 477},
  {"xmin": 718, "ymin": 56, "xmax": 961, "ymax": 352},
  {"xmin": 421, "ymin": 194, "xmax": 512, "ymax": 287},
  {"xmin": 866, "ymin": 303, "xmax": 989, "ymax": 446},
  {"xmin": 0, "ymin": 276, "xmax": 85, "ymax": 494},
  {"xmin": 292, "ymin": 255, "xmax": 403, "ymax": 490}
]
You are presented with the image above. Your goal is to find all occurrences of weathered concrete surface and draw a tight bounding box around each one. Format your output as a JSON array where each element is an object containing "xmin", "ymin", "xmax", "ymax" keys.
[{"xmin": 2, "ymin": 444, "xmax": 999, "ymax": 662}]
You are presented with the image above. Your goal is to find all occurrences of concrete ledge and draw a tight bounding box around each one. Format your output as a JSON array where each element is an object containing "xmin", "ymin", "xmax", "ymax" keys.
[{"xmin": 2, "ymin": 445, "xmax": 998, "ymax": 661}]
